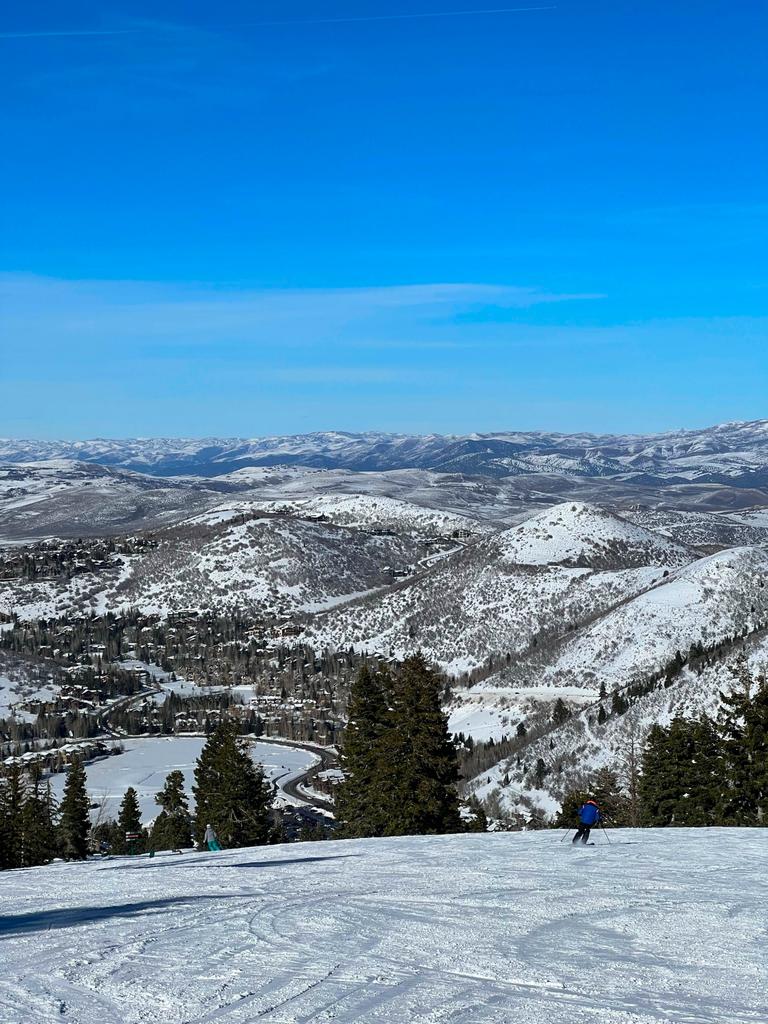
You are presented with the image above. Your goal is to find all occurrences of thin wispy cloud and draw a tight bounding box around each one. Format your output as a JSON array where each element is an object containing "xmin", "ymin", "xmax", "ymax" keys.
[
  {"xmin": 0, "ymin": 28, "xmax": 136, "ymax": 40},
  {"xmin": 253, "ymin": 7, "xmax": 556, "ymax": 27},
  {"xmin": 0, "ymin": 274, "xmax": 599, "ymax": 349},
  {"xmin": 1, "ymin": 6, "xmax": 555, "ymax": 43}
]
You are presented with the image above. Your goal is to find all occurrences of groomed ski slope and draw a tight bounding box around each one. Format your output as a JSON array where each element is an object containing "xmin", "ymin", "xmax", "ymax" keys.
[{"xmin": 2, "ymin": 830, "xmax": 767, "ymax": 1024}]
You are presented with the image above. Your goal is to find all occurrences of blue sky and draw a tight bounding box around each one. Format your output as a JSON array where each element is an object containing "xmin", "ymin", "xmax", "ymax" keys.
[{"xmin": 1, "ymin": 0, "xmax": 766, "ymax": 439}]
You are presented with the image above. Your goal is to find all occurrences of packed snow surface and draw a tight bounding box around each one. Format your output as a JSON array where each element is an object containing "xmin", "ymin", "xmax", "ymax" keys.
[{"xmin": 1, "ymin": 829, "xmax": 766, "ymax": 1023}]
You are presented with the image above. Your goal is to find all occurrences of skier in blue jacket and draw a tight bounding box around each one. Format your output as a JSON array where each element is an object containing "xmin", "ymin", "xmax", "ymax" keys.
[{"xmin": 572, "ymin": 799, "xmax": 602, "ymax": 844}]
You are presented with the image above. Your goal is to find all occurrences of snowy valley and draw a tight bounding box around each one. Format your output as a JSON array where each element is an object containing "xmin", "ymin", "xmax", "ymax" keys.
[{"xmin": 2, "ymin": 422, "xmax": 768, "ymax": 824}]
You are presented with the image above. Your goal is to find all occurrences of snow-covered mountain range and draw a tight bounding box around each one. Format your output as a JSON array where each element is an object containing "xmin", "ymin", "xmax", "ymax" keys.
[
  {"xmin": 302, "ymin": 503, "xmax": 768, "ymax": 674},
  {"xmin": 3, "ymin": 422, "xmax": 768, "ymax": 821},
  {"xmin": 5, "ymin": 419, "xmax": 768, "ymax": 483}
]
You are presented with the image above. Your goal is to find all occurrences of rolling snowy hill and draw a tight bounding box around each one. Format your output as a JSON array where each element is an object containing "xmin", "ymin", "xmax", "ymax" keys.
[
  {"xmin": 1, "ymin": 830, "xmax": 766, "ymax": 1024},
  {"xmin": 232, "ymin": 494, "xmax": 487, "ymax": 538},
  {"xmin": 302, "ymin": 504, "xmax": 698, "ymax": 673},
  {"xmin": 469, "ymin": 623, "xmax": 768, "ymax": 822},
  {"xmin": 495, "ymin": 502, "xmax": 692, "ymax": 568},
  {"xmin": 0, "ymin": 461, "xmax": 229, "ymax": 543},
  {"xmin": 0, "ymin": 510, "xmax": 426, "ymax": 620}
]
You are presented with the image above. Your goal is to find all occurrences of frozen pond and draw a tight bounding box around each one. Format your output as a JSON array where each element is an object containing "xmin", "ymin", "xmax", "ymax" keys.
[{"xmin": 48, "ymin": 736, "xmax": 319, "ymax": 823}]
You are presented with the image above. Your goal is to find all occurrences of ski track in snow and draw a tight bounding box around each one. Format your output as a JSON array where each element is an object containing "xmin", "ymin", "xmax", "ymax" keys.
[{"xmin": 1, "ymin": 829, "xmax": 766, "ymax": 1023}]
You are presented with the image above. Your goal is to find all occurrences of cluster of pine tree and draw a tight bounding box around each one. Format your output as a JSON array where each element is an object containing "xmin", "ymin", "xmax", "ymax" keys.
[
  {"xmin": 639, "ymin": 660, "xmax": 768, "ymax": 826},
  {"xmin": 0, "ymin": 762, "xmax": 58, "ymax": 868},
  {"xmin": 91, "ymin": 724, "xmax": 277, "ymax": 855},
  {"xmin": 336, "ymin": 655, "xmax": 477, "ymax": 837},
  {"xmin": 92, "ymin": 774, "xmax": 196, "ymax": 854},
  {"xmin": 0, "ymin": 756, "xmax": 90, "ymax": 869},
  {"xmin": 1, "ymin": 723, "xmax": 279, "ymax": 871}
]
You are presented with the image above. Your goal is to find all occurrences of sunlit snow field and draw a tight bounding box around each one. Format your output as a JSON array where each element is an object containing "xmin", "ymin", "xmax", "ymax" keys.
[{"xmin": 1, "ymin": 829, "xmax": 766, "ymax": 1023}]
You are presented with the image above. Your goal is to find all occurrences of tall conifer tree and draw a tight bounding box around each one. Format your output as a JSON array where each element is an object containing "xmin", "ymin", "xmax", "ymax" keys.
[
  {"xmin": 58, "ymin": 757, "xmax": 90, "ymax": 860},
  {"xmin": 0, "ymin": 765, "xmax": 24, "ymax": 869},
  {"xmin": 152, "ymin": 771, "xmax": 193, "ymax": 850},
  {"xmin": 720, "ymin": 656, "xmax": 768, "ymax": 824},
  {"xmin": 378, "ymin": 655, "xmax": 462, "ymax": 836},
  {"xmin": 20, "ymin": 764, "xmax": 57, "ymax": 867},
  {"xmin": 193, "ymin": 722, "xmax": 273, "ymax": 848},
  {"xmin": 336, "ymin": 664, "xmax": 392, "ymax": 838},
  {"xmin": 0, "ymin": 776, "xmax": 11, "ymax": 870},
  {"xmin": 116, "ymin": 787, "xmax": 145, "ymax": 853}
]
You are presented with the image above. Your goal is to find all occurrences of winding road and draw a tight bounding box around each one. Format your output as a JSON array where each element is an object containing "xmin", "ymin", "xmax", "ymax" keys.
[{"xmin": 95, "ymin": 676, "xmax": 339, "ymax": 828}]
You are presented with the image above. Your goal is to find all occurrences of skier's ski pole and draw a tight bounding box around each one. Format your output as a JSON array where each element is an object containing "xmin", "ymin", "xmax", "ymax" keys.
[
  {"xmin": 601, "ymin": 824, "xmax": 611, "ymax": 844},
  {"xmin": 560, "ymin": 829, "xmax": 572, "ymax": 843}
]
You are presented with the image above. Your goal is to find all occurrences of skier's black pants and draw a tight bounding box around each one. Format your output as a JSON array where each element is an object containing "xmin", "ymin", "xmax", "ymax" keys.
[{"xmin": 572, "ymin": 826, "xmax": 591, "ymax": 844}]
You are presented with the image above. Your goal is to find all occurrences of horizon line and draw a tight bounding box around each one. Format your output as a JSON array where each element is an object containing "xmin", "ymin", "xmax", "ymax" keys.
[{"xmin": 1, "ymin": 418, "xmax": 765, "ymax": 446}]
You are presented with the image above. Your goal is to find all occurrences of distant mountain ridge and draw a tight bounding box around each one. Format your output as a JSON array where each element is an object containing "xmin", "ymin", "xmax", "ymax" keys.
[{"xmin": 3, "ymin": 419, "xmax": 768, "ymax": 484}]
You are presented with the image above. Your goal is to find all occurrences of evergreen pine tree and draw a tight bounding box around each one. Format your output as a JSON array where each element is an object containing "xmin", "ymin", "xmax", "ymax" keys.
[
  {"xmin": 116, "ymin": 787, "xmax": 145, "ymax": 853},
  {"xmin": 0, "ymin": 765, "xmax": 24, "ymax": 869},
  {"xmin": 611, "ymin": 688, "xmax": 628, "ymax": 716},
  {"xmin": 20, "ymin": 765, "xmax": 57, "ymax": 867},
  {"xmin": 376, "ymin": 655, "xmax": 462, "ymax": 836},
  {"xmin": 719, "ymin": 657, "xmax": 768, "ymax": 824},
  {"xmin": 0, "ymin": 776, "xmax": 11, "ymax": 871},
  {"xmin": 551, "ymin": 698, "xmax": 570, "ymax": 726},
  {"xmin": 591, "ymin": 767, "xmax": 631, "ymax": 825},
  {"xmin": 533, "ymin": 758, "xmax": 548, "ymax": 788},
  {"xmin": 151, "ymin": 771, "xmax": 193, "ymax": 851},
  {"xmin": 335, "ymin": 664, "xmax": 392, "ymax": 838},
  {"xmin": 58, "ymin": 757, "xmax": 90, "ymax": 860},
  {"xmin": 462, "ymin": 795, "xmax": 489, "ymax": 832},
  {"xmin": 193, "ymin": 722, "xmax": 273, "ymax": 848}
]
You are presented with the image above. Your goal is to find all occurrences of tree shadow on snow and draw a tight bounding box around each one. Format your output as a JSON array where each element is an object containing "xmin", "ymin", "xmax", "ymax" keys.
[
  {"xmin": 0, "ymin": 893, "xmax": 250, "ymax": 938},
  {"xmin": 224, "ymin": 854, "xmax": 361, "ymax": 869},
  {"xmin": 95, "ymin": 853, "xmax": 361, "ymax": 874}
]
